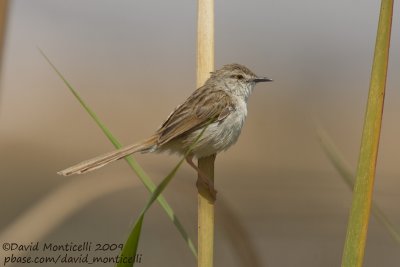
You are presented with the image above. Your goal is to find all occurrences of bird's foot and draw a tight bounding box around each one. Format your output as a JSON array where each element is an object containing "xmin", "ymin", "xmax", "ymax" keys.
[
  {"xmin": 185, "ymin": 156, "xmax": 217, "ymax": 201},
  {"xmin": 196, "ymin": 174, "xmax": 217, "ymax": 201}
]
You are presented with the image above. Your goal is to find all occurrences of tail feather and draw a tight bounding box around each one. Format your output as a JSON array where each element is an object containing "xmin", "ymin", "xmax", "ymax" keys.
[{"xmin": 58, "ymin": 136, "xmax": 157, "ymax": 176}]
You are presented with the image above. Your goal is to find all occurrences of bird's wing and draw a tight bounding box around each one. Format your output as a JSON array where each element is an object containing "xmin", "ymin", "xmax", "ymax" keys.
[{"xmin": 156, "ymin": 88, "xmax": 234, "ymax": 145}]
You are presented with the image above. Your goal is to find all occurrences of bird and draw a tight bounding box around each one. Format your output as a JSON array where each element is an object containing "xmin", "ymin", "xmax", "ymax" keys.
[{"xmin": 58, "ymin": 63, "xmax": 272, "ymax": 197}]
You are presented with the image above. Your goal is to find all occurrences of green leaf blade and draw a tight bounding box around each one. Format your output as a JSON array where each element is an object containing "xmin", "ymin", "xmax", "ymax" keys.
[
  {"xmin": 116, "ymin": 124, "xmax": 209, "ymax": 267},
  {"xmin": 40, "ymin": 49, "xmax": 197, "ymax": 258},
  {"xmin": 118, "ymin": 215, "xmax": 144, "ymax": 267}
]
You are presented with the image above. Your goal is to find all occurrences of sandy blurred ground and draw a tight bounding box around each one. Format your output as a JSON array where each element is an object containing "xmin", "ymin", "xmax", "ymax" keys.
[{"xmin": 0, "ymin": 1, "xmax": 399, "ymax": 266}]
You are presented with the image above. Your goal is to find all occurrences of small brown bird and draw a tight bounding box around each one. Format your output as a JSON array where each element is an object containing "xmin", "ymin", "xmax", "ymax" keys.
[{"xmin": 58, "ymin": 64, "xmax": 272, "ymax": 195}]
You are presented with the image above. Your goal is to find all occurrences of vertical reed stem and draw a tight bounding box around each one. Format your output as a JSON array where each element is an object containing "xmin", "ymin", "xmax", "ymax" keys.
[
  {"xmin": 196, "ymin": 0, "xmax": 215, "ymax": 267},
  {"xmin": 197, "ymin": 154, "xmax": 216, "ymax": 267},
  {"xmin": 341, "ymin": 0, "xmax": 393, "ymax": 266}
]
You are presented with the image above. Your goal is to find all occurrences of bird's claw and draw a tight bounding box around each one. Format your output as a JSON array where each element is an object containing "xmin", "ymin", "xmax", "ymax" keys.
[{"xmin": 196, "ymin": 173, "xmax": 217, "ymax": 201}]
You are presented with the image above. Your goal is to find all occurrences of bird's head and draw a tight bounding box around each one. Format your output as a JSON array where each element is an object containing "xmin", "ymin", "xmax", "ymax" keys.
[{"xmin": 208, "ymin": 63, "xmax": 272, "ymax": 99}]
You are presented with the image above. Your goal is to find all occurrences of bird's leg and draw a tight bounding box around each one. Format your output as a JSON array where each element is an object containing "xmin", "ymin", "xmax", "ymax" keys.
[{"xmin": 185, "ymin": 155, "xmax": 217, "ymax": 200}]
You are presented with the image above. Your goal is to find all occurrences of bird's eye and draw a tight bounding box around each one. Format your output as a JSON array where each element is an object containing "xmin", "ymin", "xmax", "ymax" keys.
[{"xmin": 231, "ymin": 74, "xmax": 244, "ymax": 80}]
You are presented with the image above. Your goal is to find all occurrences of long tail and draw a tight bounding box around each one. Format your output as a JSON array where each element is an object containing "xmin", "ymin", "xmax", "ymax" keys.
[{"xmin": 58, "ymin": 136, "xmax": 158, "ymax": 176}]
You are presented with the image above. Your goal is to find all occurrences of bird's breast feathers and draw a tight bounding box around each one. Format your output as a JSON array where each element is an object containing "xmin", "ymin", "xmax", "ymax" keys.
[{"xmin": 188, "ymin": 98, "xmax": 247, "ymax": 158}]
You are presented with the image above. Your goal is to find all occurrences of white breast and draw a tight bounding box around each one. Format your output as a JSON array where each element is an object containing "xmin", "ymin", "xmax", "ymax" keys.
[{"xmin": 190, "ymin": 97, "xmax": 248, "ymax": 158}]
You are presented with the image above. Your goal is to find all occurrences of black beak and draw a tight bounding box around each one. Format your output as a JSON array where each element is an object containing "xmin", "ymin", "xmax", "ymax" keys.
[{"xmin": 252, "ymin": 77, "xmax": 273, "ymax": 83}]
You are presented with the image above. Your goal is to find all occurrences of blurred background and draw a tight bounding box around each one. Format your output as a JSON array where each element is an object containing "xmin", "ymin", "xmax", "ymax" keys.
[{"xmin": 0, "ymin": 0, "xmax": 399, "ymax": 266}]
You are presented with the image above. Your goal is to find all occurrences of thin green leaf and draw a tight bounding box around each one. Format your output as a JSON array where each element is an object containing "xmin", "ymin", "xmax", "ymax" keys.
[
  {"xmin": 317, "ymin": 127, "xmax": 400, "ymax": 244},
  {"xmin": 118, "ymin": 215, "xmax": 144, "ymax": 267},
  {"xmin": 39, "ymin": 49, "xmax": 197, "ymax": 258},
  {"xmin": 117, "ymin": 123, "xmax": 210, "ymax": 267}
]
